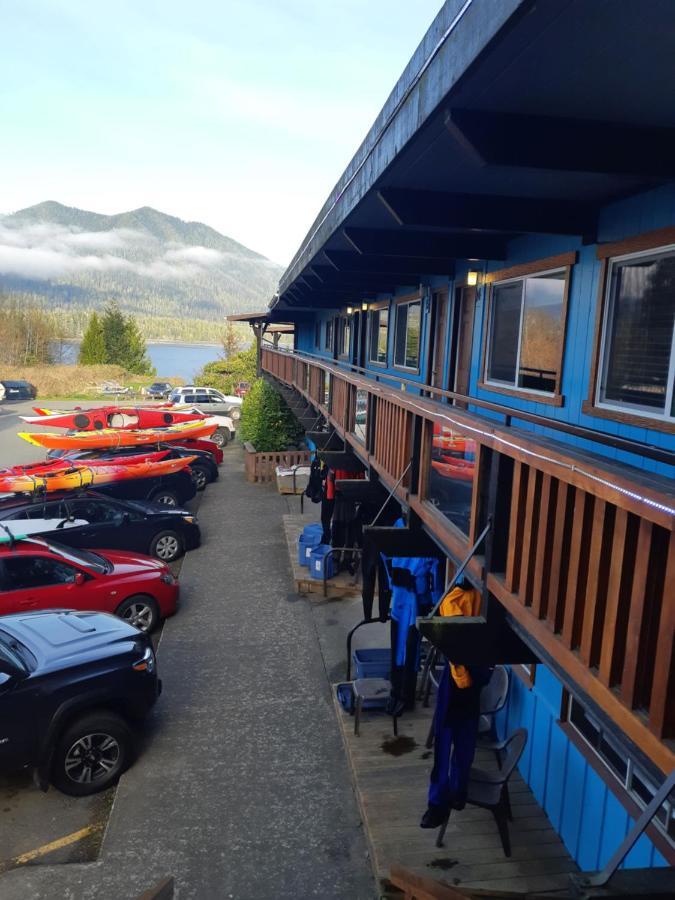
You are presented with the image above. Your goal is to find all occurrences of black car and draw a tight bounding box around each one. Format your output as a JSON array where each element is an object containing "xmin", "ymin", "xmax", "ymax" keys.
[
  {"xmin": 0, "ymin": 609, "xmax": 160, "ymax": 795},
  {"xmin": 1, "ymin": 380, "xmax": 37, "ymax": 402},
  {"xmin": 0, "ymin": 491, "xmax": 201, "ymax": 562},
  {"xmin": 48, "ymin": 444, "xmax": 218, "ymax": 492},
  {"xmin": 145, "ymin": 381, "xmax": 173, "ymax": 399}
]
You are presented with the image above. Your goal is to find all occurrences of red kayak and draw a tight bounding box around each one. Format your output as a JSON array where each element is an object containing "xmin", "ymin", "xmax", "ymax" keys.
[
  {"xmin": 22, "ymin": 406, "xmax": 204, "ymax": 431},
  {"xmin": 5, "ymin": 450, "xmax": 171, "ymax": 479}
]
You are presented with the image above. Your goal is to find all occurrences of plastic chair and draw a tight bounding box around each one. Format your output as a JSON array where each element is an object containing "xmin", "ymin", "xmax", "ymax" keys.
[
  {"xmin": 436, "ymin": 727, "xmax": 528, "ymax": 855},
  {"xmin": 477, "ymin": 665, "xmax": 510, "ymax": 765}
]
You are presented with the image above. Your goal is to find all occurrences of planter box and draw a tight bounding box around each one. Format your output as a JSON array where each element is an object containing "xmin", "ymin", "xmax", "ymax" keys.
[{"xmin": 243, "ymin": 442, "xmax": 311, "ymax": 484}]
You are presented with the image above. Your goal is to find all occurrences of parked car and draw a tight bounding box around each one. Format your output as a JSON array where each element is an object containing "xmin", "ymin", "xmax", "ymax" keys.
[
  {"xmin": 145, "ymin": 381, "xmax": 174, "ymax": 400},
  {"xmin": 0, "ymin": 609, "xmax": 161, "ymax": 795},
  {"xmin": 0, "ymin": 491, "xmax": 201, "ymax": 562},
  {"xmin": 234, "ymin": 381, "xmax": 250, "ymax": 397},
  {"xmin": 0, "ymin": 538, "xmax": 178, "ymax": 632},
  {"xmin": 49, "ymin": 443, "xmax": 219, "ymax": 492},
  {"xmin": 168, "ymin": 386, "xmax": 242, "ymax": 422},
  {"xmin": 0, "ymin": 380, "xmax": 37, "ymax": 402}
]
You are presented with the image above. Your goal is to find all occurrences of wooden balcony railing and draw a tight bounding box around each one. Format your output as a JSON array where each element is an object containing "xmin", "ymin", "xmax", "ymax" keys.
[{"xmin": 261, "ymin": 347, "xmax": 675, "ymax": 772}]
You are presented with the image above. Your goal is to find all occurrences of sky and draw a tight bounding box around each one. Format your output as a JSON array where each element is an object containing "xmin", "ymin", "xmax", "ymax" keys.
[{"xmin": 0, "ymin": 0, "xmax": 444, "ymax": 267}]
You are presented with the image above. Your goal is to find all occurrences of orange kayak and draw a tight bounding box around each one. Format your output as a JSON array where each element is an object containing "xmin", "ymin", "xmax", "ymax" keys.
[
  {"xmin": 18, "ymin": 418, "xmax": 219, "ymax": 450},
  {"xmin": 431, "ymin": 458, "xmax": 475, "ymax": 482},
  {"xmin": 0, "ymin": 455, "xmax": 196, "ymax": 494}
]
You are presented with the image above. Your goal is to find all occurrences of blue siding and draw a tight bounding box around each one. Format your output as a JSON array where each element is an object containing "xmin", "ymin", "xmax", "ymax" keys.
[
  {"xmin": 500, "ymin": 666, "xmax": 669, "ymax": 871},
  {"xmin": 290, "ymin": 182, "xmax": 675, "ymax": 477}
]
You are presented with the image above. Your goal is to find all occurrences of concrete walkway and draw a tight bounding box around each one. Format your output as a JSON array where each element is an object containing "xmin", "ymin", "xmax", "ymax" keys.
[{"xmin": 0, "ymin": 446, "xmax": 375, "ymax": 899}]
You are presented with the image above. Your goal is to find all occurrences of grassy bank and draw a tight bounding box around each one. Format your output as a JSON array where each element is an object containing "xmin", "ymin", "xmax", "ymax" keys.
[{"xmin": 0, "ymin": 364, "xmax": 182, "ymax": 400}]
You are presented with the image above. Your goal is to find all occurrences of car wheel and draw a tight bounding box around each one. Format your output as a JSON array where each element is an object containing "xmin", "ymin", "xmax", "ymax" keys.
[
  {"xmin": 149, "ymin": 529, "xmax": 183, "ymax": 562},
  {"xmin": 51, "ymin": 711, "xmax": 134, "ymax": 797},
  {"xmin": 211, "ymin": 428, "xmax": 228, "ymax": 448},
  {"xmin": 149, "ymin": 488, "xmax": 179, "ymax": 506},
  {"xmin": 115, "ymin": 594, "xmax": 160, "ymax": 633},
  {"xmin": 191, "ymin": 464, "xmax": 209, "ymax": 491},
  {"xmin": 229, "ymin": 407, "xmax": 241, "ymax": 422}
]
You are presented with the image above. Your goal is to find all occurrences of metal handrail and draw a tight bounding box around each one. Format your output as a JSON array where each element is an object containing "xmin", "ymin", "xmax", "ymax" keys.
[
  {"xmin": 571, "ymin": 769, "xmax": 675, "ymax": 889},
  {"xmin": 261, "ymin": 343, "xmax": 675, "ymax": 467}
]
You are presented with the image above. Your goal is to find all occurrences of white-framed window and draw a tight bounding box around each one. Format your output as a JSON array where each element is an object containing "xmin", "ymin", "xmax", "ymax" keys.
[
  {"xmin": 596, "ymin": 245, "xmax": 675, "ymax": 422},
  {"xmin": 566, "ymin": 694, "xmax": 674, "ymax": 847},
  {"xmin": 368, "ymin": 306, "xmax": 389, "ymax": 365},
  {"xmin": 394, "ymin": 299, "xmax": 421, "ymax": 370},
  {"xmin": 485, "ymin": 269, "xmax": 566, "ymax": 395}
]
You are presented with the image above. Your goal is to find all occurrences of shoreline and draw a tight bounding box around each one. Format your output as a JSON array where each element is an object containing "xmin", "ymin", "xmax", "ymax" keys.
[{"xmin": 56, "ymin": 338, "xmax": 224, "ymax": 348}]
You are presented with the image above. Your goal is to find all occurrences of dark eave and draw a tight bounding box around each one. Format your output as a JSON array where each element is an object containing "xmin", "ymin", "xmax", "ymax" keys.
[{"xmin": 272, "ymin": 0, "xmax": 675, "ymax": 313}]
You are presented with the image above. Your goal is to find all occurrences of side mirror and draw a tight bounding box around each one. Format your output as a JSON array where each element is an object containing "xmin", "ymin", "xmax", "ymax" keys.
[
  {"xmin": 122, "ymin": 512, "xmax": 130, "ymax": 525},
  {"xmin": 0, "ymin": 658, "xmax": 23, "ymax": 680},
  {"xmin": 74, "ymin": 572, "xmax": 86, "ymax": 586}
]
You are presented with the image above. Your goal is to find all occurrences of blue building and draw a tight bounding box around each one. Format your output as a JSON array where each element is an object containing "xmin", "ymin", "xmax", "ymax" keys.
[{"xmin": 255, "ymin": 0, "xmax": 674, "ymax": 875}]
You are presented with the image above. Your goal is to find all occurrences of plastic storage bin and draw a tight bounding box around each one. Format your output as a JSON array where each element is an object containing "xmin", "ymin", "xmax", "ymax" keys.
[
  {"xmin": 310, "ymin": 544, "xmax": 334, "ymax": 580},
  {"xmin": 352, "ymin": 648, "xmax": 391, "ymax": 680},
  {"xmin": 298, "ymin": 531, "xmax": 321, "ymax": 566}
]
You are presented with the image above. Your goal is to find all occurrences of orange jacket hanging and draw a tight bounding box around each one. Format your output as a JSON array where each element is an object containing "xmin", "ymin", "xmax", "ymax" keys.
[{"xmin": 439, "ymin": 586, "xmax": 481, "ymax": 689}]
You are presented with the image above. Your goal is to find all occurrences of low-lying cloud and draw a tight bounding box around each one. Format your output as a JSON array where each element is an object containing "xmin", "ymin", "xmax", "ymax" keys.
[{"xmin": 0, "ymin": 221, "xmax": 229, "ymax": 282}]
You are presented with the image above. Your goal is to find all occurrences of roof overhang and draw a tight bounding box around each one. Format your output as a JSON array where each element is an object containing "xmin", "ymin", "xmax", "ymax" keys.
[{"xmin": 273, "ymin": 0, "xmax": 675, "ymax": 314}]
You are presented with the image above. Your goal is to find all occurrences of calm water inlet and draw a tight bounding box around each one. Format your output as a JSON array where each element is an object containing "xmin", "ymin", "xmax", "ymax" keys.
[{"xmin": 53, "ymin": 341, "xmax": 223, "ymax": 383}]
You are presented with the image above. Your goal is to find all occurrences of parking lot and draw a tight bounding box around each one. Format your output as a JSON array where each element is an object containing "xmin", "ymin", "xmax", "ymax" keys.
[{"xmin": 0, "ymin": 400, "xmax": 198, "ymax": 878}]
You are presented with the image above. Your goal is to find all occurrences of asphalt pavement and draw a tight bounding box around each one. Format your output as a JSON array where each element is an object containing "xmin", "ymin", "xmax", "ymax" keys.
[{"xmin": 0, "ymin": 434, "xmax": 376, "ymax": 898}]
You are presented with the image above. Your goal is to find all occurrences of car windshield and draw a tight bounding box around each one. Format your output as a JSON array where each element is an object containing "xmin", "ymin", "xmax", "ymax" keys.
[{"xmin": 43, "ymin": 540, "xmax": 110, "ymax": 573}]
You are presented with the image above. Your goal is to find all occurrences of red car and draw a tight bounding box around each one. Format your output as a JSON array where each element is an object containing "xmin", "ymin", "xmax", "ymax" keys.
[{"xmin": 0, "ymin": 540, "xmax": 178, "ymax": 633}]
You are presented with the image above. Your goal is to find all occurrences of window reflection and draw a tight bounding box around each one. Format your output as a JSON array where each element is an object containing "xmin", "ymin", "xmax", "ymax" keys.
[
  {"xmin": 426, "ymin": 423, "xmax": 475, "ymax": 534},
  {"xmin": 353, "ymin": 389, "xmax": 368, "ymax": 443},
  {"xmin": 487, "ymin": 271, "xmax": 565, "ymax": 394}
]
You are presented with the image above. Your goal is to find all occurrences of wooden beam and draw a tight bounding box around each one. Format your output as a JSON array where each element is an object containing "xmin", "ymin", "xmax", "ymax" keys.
[
  {"xmin": 377, "ymin": 187, "xmax": 596, "ymax": 235},
  {"xmin": 343, "ymin": 226, "xmax": 507, "ymax": 260},
  {"xmin": 445, "ymin": 107, "xmax": 675, "ymax": 178},
  {"xmin": 363, "ymin": 525, "xmax": 440, "ymax": 556},
  {"xmin": 418, "ymin": 615, "xmax": 539, "ymax": 665}
]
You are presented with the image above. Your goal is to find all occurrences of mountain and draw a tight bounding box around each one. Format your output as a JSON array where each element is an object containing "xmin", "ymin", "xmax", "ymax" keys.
[{"xmin": 0, "ymin": 201, "xmax": 283, "ymax": 324}]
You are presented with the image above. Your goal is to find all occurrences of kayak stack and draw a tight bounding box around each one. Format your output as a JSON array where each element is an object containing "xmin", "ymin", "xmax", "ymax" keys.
[{"xmin": 3, "ymin": 403, "xmax": 223, "ymax": 497}]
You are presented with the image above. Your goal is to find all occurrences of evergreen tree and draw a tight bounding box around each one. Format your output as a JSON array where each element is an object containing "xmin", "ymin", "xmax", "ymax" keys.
[
  {"xmin": 78, "ymin": 312, "xmax": 106, "ymax": 364},
  {"xmin": 100, "ymin": 302, "xmax": 154, "ymax": 375},
  {"xmin": 123, "ymin": 314, "xmax": 154, "ymax": 375}
]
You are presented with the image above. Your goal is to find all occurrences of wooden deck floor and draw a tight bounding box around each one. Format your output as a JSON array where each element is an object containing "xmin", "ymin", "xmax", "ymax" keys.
[
  {"xmin": 283, "ymin": 513, "xmax": 362, "ymax": 598},
  {"xmin": 332, "ymin": 691, "xmax": 577, "ymax": 897}
]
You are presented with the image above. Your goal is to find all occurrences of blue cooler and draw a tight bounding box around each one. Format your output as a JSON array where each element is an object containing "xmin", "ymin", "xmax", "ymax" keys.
[
  {"xmin": 298, "ymin": 529, "xmax": 322, "ymax": 567},
  {"xmin": 310, "ymin": 544, "xmax": 334, "ymax": 579},
  {"xmin": 352, "ymin": 648, "xmax": 391, "ymax": 679}
]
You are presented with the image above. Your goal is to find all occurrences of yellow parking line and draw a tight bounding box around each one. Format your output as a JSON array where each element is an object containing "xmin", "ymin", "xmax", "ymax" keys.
[{"xmin": 0, "ymin": 823, "xmax": 102, "ymax": 874}]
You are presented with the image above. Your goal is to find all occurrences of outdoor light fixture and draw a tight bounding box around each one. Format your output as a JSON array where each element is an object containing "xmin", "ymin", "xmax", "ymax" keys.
[
  {"xmin": 346, "ymin": 305, "xmax": 353, "ymax": 314},
  {"xmin": 467, "ymin": 270, "xmax": 479, "ymax": 286},
  {"xmin": 361, "ymin": 301, "xmax": 368, "ymax": 311}
]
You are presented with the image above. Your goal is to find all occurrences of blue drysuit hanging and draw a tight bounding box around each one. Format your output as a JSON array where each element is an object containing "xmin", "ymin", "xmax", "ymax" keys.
[
  {"xmin": 427, "ymin": 663, "xmax": 494, "ymax": 814},
  {"xmin": 383, "ymin": 520, "xmax": 444, "ymax": 710}
]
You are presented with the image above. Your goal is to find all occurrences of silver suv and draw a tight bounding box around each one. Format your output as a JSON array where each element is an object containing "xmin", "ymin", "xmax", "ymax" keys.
[{"xmin": 168, "ymin": 386, "xmax": 242, "ymax": 421}]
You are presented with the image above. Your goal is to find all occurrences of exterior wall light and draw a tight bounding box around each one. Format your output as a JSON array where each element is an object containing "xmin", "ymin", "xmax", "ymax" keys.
[
  {"xmin": 361, "ymin": 301, "xmax": 369, "ymax": 311},
  {"xmin": 467, "ymin": 270, "xmax": 479, "ymax": 287},
  {"xmin": 346, "ymin": 305, "xmax": 353, "ymax": 314}
]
